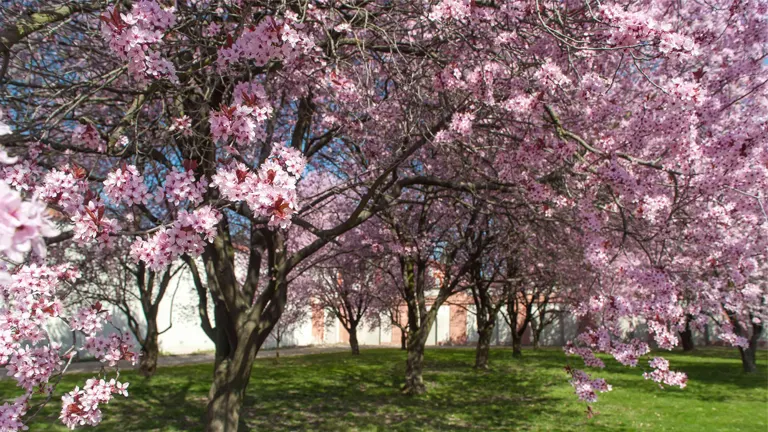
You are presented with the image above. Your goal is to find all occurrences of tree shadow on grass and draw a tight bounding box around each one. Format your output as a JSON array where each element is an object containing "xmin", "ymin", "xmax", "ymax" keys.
[
  {"xmin": 85, "ymin": 365, "xmax": 213, "ymax": 431},
  {"xmin": 239, "ymin": 349, "xmax": 560, "ymax": 431}
]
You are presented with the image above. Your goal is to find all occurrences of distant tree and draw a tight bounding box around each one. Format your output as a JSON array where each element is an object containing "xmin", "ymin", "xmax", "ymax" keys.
[{"xmin": 66, "ymin": 240, "xmax": 184, "ymax": 377}]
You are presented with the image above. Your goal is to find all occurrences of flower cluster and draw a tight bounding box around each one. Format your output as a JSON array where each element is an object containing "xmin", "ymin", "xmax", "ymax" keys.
[
  {"xmin": 100, "ymin": 0, "xmax": 177, "ymax": 83},
  {"xmin": 103, "ymin": 164, "xmax": 149, "ymax": 206},
  {"xmin": 564, "ymin": 341, "xmax": 605, "ymax": 368},
  {"xmin": 71, "ymin": 201, "xmax": 120, "ymax": 248},
  {"xmin": 217, "ymin": 15, "xmax": 313, "ymax": 70},
  {"xmin": 130, "ymin": 205, "xmax": 221, "ymax": 270},
  {"xmin": 0, "ymin": 181, "xmax": 57, "ymax": 266},
  {"xmin": 0, "ymin": 263, "xmax": 133, "ymax": 431},
  {"xmin": 60, "ymin": 379, "xmax": 129, "ymax": 430},
  {"xmin": 2, "ymin": 160, "xmax": 38, "ymax": 192},
  {"xmin": 83, "ymin": 332, "xmax": 137, "ymax": 367},
  {"xmin": 5, "ymin": 344, "xmax": 62, "ymax": 392},
  {"xmin": 599, "ymin": 4, "xmax": 697, "ymax": 54},
  {"xmin": 212, "ymin": 146, "xmax": 305, "ymax": 229},
  {"xmin": 567, "ymin": 368, "xmax": 612, "ymax": 403},
  {"xmin": 70, "ymin": 303, "xmax": 110, "ymax": 336},
  {"xmin": 162, "ymin": 168, "xmax": 208, "ymax": 206},
  {"xmin": 0, "ymin": 397, "xmax": 26, "ymax": 432},
  {"xmin": 643, "ymin": 357, "xmax": 688, "ymax": 389},
  {"xmin": 36, "ymin": 167, "xmax": 86, "ymax": 214},
  {"xmin": 428, "ymin": 0, "xmax": 473, "ymax": 22},
  {"xmin": 209, "ymin": 81, "xmax": 273, "ymax": 147}
]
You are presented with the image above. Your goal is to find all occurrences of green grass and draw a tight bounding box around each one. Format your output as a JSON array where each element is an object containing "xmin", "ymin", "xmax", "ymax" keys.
[{"xmin": 2, "ymin": 347, "xmax": 766, "ymax": 431}]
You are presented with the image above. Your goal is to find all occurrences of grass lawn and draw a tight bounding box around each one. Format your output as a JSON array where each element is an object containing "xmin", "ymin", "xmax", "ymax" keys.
[{"xmin": 2, "ymin": 347, "xmax": 766, "ymax": 431}]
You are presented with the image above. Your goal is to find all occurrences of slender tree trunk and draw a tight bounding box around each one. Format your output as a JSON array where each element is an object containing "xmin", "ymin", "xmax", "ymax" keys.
[
  {"xmin": 139, "ymin": 322, "xmax": 159, "ymax": 378},
  {"xmin": 531, "ymin": 316, "xmax": 545, "ymax": 350},
  {"xmin": 680, "ymin": 316, "xmax": 695, "ymax": 352},
  {"xmin": 474, "ymin": 324, "xmax": 494, "ymax": 369},
  {"xmin": 512, "ymin": 331, "xmax": 523, "ymax": 358},
  {"xmin": 276, "ymin": 337, "xmax": 280, "ymax": 360},
  {"xmin": 349, "ymin": 325, "xmax": 361, "ymax": 355},
  {"xmin": 400, "ymin": 330, "xmax": 407, "ymax": 350}
]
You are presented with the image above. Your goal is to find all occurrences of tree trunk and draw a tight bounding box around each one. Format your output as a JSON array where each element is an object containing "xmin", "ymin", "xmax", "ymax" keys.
[
  {"xmin": 349, "ymin": 325, "xmax": 361, "ymax": 355},
  {"xmin": 403, "ymin": 335, "xmax": 427, "ymax": 395},
  {"xmin": 512, "ymin": 331, "xmax": 523, "ymax": 358},
  {"xmin": 206, "ymin": 352, "xmax": 254, "ymax": 432},
  {"xmin": 739, "ymin": 346, "xmax": 757, "ymax": 373},
  {"xmin": 474, "ymin": 324, "xmax": 494, "ymax": 369},
  {"xmin": 402, "ymin": 319, "xmax": 432, "ymax": 395},
  {"xmin": 400, "ymin": 330, "xmax": 407, "ymax": 350},
  {"xmin": 739, "ymin": 321, "xmax": 763, "ymax": 373},
  {"xmin": 139, "ymin": 323, "xmax": 159, "ymax": 378},
  {"xmin": 729, "ymin": 314, "xmax": 763, "ymax": 374},
  {"xmin": 680, "ymin": 318, "xmax": 695, "ymax": 352}
]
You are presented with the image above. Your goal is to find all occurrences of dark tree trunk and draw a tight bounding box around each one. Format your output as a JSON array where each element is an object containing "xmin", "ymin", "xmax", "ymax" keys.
[
  {"xmin": 138, "ymin": 322, "xmax": 159, "ymax": 378},
  {"xmin": 739, "ymin": 321, "xmax": 763, "ymax": 373},
  {"xmin": 205, "ymin": 315, "xmax": 264, "ymax": 432},
  {"xmin": 349, "ymin": 325, "xmax": 361, "ymax": 355},
  {"xmin": 728, "ymin": 314, "xmax": 763, "ymax": 374},
  {"xmin": 532, "ymin": 329, "xmax": 541, "ymax": 350},
  {"xmin": 512, "ymin": 331, "xmax": 523, "ymax": 358},
  {"xmin": 403, "ymin": 330, "xmax": 428, "ymax": 395},
  {"xmin": 680, "ymin": 317, "xmax": 695, "ymax": 351},
  {"xmin": 739, "ymin": 346, "xmax": 757, "ymax": 373},
  {"xmin": 400, "ymin": 330, "xmax": 407, "ymax": 350},
  {"xmin": 474, "ymin": 324, "xmax": 494, "ymax": 369},
  {"xmin": 206, "ymin": 350, "xmax": 254, "ymax": 432}
]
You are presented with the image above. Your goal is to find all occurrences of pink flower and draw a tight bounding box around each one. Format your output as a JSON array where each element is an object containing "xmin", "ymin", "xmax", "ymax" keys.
[
  {"xmin": 0, "ymin": 181, "xmax": 58, "ymax": 262},
  {"xmin": 103, "ymin": 164, "xmax": 149, "ymax": 206}
]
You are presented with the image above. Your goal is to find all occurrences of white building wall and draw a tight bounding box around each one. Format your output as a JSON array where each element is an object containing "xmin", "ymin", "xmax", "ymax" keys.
[
  {"xmin": 436, "ymin": 305, "xmax": 451, "ymax": 344},
  {"xmin": 44, "ymin": 260, "xmax": 595, "ymax": 357},
  {"xmin": 156, "ymin": 269, "xmax": 215, "ymax": 354}
]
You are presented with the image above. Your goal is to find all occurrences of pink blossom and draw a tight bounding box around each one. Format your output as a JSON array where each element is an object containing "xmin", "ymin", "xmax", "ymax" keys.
[
  {"xmin": 163, "ymin": 168, "xmax": 208, "ymax": 206},
  {"xmin": 103, "ymin": 164, "xmax": 149, "ymax": 206},
  {"xmin": 0, "ymin": 181, "xmax": 58, "ymax": 262}
]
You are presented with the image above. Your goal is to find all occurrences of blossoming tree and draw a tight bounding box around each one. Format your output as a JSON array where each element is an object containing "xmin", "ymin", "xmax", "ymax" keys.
[{"xmin": 1, "ymin": 0, "xmax": 766, "ymax": 429}]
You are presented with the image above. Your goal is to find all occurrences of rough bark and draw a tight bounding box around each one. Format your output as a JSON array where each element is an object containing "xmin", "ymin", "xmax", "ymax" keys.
[
  {"xmin": 348, "ymin": 325, "xmax": 361, "ymax": 355},
  {"xmin": 206, "ymin": 336, "xmax": 256, "ymax": 432},
  {"xmin": 138, "ymin": 323, "xmax": 159, "ymax": 378},
  {"xmin": 729, "ymin": 313, "xmax": 763, "ymax": 374},
  {"xmin": 739, "ymin": 322, "xmax": 763, "ymax": 374},
  {"xmin": 474, "ymin": 325, "xmax": 494, "ymax": 369},
  {"xmin": 679, "ymin": 316, "xmax": 695, "ymax": 351},
  {"xmin": 739, "ymin": 346, "xmax": 757, "ymax": 373},
  {"xmin": 403, "ymin": 329, "xmax": 428, "ymax": 395},
  {"xmin": 511, "ymin": 332, "xmax": 523, "ymax": 358}
]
